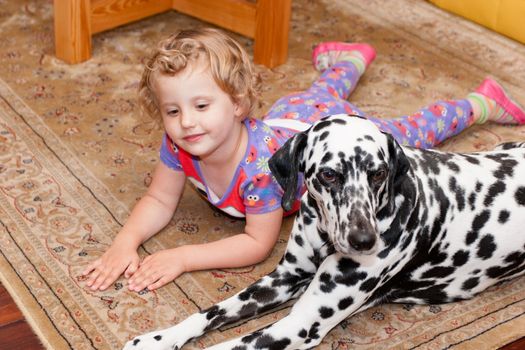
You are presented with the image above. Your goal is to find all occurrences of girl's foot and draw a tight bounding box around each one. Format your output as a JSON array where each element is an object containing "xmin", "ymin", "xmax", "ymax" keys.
[
  {"xmin": 312, "ymin": 42, "xmax": 376, "ymax": 73},
  {"xmin": 468, "ymin": 77, "xmax": 525, "ymax": 124}
]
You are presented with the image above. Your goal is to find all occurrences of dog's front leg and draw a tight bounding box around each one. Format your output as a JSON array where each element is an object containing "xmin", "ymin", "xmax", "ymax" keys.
[
  {"xmin": 205, "ymin": 253, "xmax": 383, "ymax": 350},
  {"xmin": 123, "ymin": 210, "xmax": 323, "ymax": 350},
  {"xmin": 123, "ymin": 269, "xmax": 313, "ymax": 350}
]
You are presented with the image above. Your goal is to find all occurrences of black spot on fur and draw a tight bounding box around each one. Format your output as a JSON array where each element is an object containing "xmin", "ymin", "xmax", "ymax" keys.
[
  {"xmin": 284, "ymin": 252, "xmax": 297, "ymax": 264},
  {"xmin": 307, "ymin": 322, "xmax": 321, "ymax": 341},
  {"xmin": 271, "ymin": 271, "xmax": 309, "ymax": 295},
  {"xmin": 360, "ymin": 277, "xmax": 380, "ymax": 293},
  {"xmin": 461, "ymin": 277, "xmax": 480, "ymax": 291},
  {"xmin": 515, "ymin": 187, "xmax": 525, "ymax": 205},
  {"xmin": 449, "ymin": 177, "xmax": 466, "ymax": 211},
  {"xmin": 421, "ymin": 266, "xmax": 456, "ymax": 279},
  {"xmin": 337, "ymin": 258, "xmax": 360, "ymax": 272},
  {"xmin": 486, "ymin": 251, "xmax": 525, "ymax": 279},
  {"xmin": 254, "ymin": 334, "xmax": 291, "ymax": 350},
  {"xmin": 429, "ymin": 247, "xmax": 448, "ymax": 266},
  {"xmin": 407, "ymin": 284, "xmax": 449, "ymax": 303},
  {"xmin": 477, "ymin": 235, "xmax": 496, "ymax": 260},
  {"xmin": 319, "ymin": 272, "xmax": 336, "ymax": 293},
  {"xmin": 492, "ymin": 158, "xmax": 517, "ymax": 179},
  {"xmin": 294, "ymin": 235, "xmax": 304, "ymax": 247},
  {"xmin": 153, "ymin": 335, "xmax": 162, "ymax": 341},
  {"xmin": 238, "ymin": 285, "xmax": 278, "ymax": 304},
  {"xmin": 238, "ymin": 302, "xmax": 258, "ymax": 319},
  {"xmin": 468, "ymin": 192, "xmax": 477, "ymax": 210},
  {"xmin": 475, "ymin": 182, "xmax": 483, "ymax": 192},
  {"xmin": 312, "ymin": 120, "xmax": 331, "ymax": 132},
  {"xmin": 133, "ymin": 339, "xmax": 140, "ymax": 346},
  {"xmin": 338, "ymin": 296, "xmax": 354, "ymax": 310},
  {"xmin": 498, "ymin": 210, "xmax": 510, "ymax": 224},
  {"xmin": 463, "ymin": 155, "xmax": 480, "ymax": 165},
  {"xmin": 204, "ymin": 305, "xmax": 226, "ymax": 319},
  {"xmin": 321, "ymin": 152, "xmax": 333, "ymax": 164},
  {"xmin": 335, "ymin": 271, "xmax": 367, "ymax": 286},
  {"xmin": 319, "ymin": 306, "xmax": 334, "ymax": 319},
  {"xmin": 484, "ymin": 181, "xmax": 505, "ymax": 206},
  {"xmin": 466, "ymin": 210, "xmax": 490, "ymax": 245},
  {"xmin": 452, "ymin": 250, "xmax": 469, "ymax": 267},
  {"xmin": 446, "ymin": 161, "xmax": 460, "ymax": 173},
  {"xmin": 242, "ymin": 331, "xmax": 263, "ymax": 344},
  {"xmin": 304, "ymin": 164, "xmax": 316, "ymax": 181}
]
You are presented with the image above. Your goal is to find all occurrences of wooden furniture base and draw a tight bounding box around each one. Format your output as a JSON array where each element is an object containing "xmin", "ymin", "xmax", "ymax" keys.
[{"xmin": 53, "ymin": 0, "xmax": 291, "ymax": 68}]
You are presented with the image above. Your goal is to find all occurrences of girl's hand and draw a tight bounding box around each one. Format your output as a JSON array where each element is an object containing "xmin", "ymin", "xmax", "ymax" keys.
[
  {"xmin": 127, "ymin": 248, "xmax": 187, "ymax": 291},
  {"xmin": 82, "ymin": 243, "xmax": 140, "ymax": 291}
]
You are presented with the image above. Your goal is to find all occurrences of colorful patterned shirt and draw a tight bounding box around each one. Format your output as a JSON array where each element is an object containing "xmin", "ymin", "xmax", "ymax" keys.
[{"xmin": 159, "ymin": 118, "xmax": 305, "ymax": 218}]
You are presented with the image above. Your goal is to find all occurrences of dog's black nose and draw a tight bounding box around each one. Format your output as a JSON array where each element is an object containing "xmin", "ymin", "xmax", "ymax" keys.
[
  {"xmin": 347, "ymin": 213, "xmax": 376, "ymax": 252},
  {"xmin": 348, "ymin": 232, "xmax": 376, "ymax": 251}
]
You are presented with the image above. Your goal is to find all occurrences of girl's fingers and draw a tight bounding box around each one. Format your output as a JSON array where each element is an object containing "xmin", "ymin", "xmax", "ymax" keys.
[
  {"xmin": 124, "ymin": 260, "xmax": 139, "ymax": 278},
  {"xmin": 89, "ymin": 272, "xmax": 105, "ymax": 290},
  {"xmin": 86, "ymin": 269, "xmax": 101, "ymax": 287},
  {"xmin": 147, "ymin": 277, "xmax": 167, "ymax": 291},
  {"xmin": 137, "ymin": 273, "xmax": 155, "ymax": 290},
  {"xmin": 99, "ymin": 269, "xmax": 123, "ymax": 290},
  {"xmin": 130, "ymin": 269, "xmax": 158, "ymax": 291},
  {"xmin": 82, "ymin": 259, "xmax": 100, "ymax": 276},
  {"xmin": 124, "ymin": 261, "xmax": 138, "ymax": 279},
  {"xmin": 88, "ymin": 264, "xmax": 118, "ymax": 290}
]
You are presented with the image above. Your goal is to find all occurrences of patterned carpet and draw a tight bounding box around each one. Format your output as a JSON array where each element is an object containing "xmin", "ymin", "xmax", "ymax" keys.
[{"xmin": 1, "ymin": 0, "xmax": 525, "ymax": 349}]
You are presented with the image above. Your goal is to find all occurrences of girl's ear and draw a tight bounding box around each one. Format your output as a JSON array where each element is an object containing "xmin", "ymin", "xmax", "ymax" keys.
[
  {"xmin": 233, "ymin": 99, "xmax": 245, "ymax": 120},
  {"xmin": 232, "ymin": 96, "xmax": 248, "ymax": 121}
]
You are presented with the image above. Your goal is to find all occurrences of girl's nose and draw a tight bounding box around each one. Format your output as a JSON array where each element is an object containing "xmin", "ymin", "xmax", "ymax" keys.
[{"xmin": 180, "ymin": 112, "xmax": 196, "ymax": 128}]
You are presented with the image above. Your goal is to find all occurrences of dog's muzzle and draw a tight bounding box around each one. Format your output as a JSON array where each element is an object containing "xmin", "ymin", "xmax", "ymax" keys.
[{"xmin": 346, "ymin": 213, "xmax": 377, "ymax": 253}]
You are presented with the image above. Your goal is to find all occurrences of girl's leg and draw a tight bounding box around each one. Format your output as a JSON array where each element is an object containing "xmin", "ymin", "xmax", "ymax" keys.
[
  {"xmin": 264, "ymin": 42, "xmax": 375, "ymax": 122},
  {"xmin": 368, "ymin": 99, "xmax": 475, "ymax": 149},
  {"xmin": 367, "ymin": 78, "xmax": 525, "ymax": 149},
  {"xmin": 468, "ymin": 77, "xmax": 525, "ymax": 125},
  {"xmin": 310, "ymin": 42, "xmax": 376, "ymax": 100}
]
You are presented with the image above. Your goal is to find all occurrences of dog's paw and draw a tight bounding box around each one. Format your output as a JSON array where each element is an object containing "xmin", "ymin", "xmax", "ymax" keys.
[{"xmin": 123, "ymin": 329, "xmax": 184, "ymax": 350}]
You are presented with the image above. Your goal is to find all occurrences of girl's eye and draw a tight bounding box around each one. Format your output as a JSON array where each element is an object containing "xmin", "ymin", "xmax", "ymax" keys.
[
  {"xmin": 167, "ymin": 109, "xmax": 179, "ymax": 116},
  {"xmin": 196, "ymin": 103, "xmax": 208, "ymax": 110}
]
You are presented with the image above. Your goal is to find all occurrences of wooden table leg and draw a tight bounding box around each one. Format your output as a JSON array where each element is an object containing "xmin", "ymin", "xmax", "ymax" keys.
[
  {"xmin": 54, "ymin": 0, "xmax": 92, "ymax": 64},
  {"xmin": 253, "ymin": 0, "xmax": 291, "ymax": 68}
]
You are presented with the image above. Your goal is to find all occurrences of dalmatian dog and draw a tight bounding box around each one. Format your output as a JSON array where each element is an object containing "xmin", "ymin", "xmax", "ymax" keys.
[{"xmin": 124, "ymin": 114, "xmax": 525, "ymax": 350}]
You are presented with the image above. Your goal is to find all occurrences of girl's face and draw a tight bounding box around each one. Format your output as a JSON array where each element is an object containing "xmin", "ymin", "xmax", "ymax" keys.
[{"xmin": 153, "ymin": 61, "xmax": 244, "ymax": 162}]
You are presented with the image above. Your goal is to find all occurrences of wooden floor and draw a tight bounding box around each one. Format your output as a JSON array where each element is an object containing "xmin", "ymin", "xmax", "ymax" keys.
[
  {"xmin": 0, "ymin": 283, "xmax": 43, "ymax": 349},
  {"xmin": 0, "ymin": 282, "xmax": 524, "ymax": 349}
]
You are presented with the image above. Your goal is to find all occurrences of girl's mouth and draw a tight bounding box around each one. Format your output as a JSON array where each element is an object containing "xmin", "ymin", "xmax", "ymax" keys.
[{"xmin": 184, "ymin": 133, "xmax": 204, "ymax": 142}]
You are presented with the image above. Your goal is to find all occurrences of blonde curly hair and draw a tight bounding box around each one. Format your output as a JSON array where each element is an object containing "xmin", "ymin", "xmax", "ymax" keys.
[{"xmin": 138, "ymin": 28, "xmax": 261, "ymax": 121}]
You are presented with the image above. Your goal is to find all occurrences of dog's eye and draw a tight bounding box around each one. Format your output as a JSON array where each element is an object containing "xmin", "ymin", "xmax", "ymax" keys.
[
  {"xmin": 371, "ymin": 169, "xmax": 387, "ymax": 183},
  {"xmin": 320, "ymin": 169, "xmax": 338, "ymax": 184}
]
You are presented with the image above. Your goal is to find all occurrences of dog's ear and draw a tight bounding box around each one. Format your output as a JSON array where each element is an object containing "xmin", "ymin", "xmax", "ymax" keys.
[
  {"xmin": 269, "ymin": 131, "xmax": 308, "ymax": 211},
  {"xmin": 378, "ymin": 132, "xmax": 410, "ymax": 217},
  {"xmin": 385, "ymin": 132, "xmax": 410, "ymax": 186}
]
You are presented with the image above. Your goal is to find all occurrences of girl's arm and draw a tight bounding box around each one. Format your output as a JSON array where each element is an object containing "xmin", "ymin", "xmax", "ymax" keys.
[
  {"xmin": 127, "ymin": 208, "xmax": 284, "ymax": 291},
  {"xmin": 82, "ymin": 161, "xmax": 186, "ymax": 291}
]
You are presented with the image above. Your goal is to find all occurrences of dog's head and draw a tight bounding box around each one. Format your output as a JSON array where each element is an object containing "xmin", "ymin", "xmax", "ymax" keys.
[{"xmin": 269, "ymin": 114, "xmax": 410, "ymax": 255}]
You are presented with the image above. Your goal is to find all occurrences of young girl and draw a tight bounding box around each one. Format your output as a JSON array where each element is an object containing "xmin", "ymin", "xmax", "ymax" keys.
[{"xmin": 82, "ymin": 28, "xmax": 525, "ymax": 292}]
